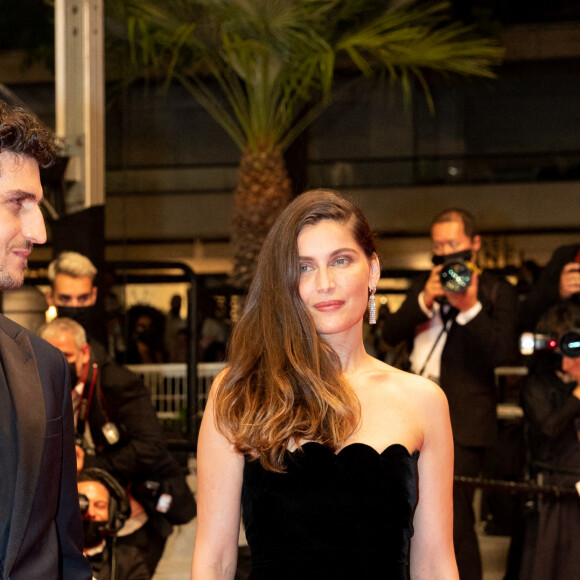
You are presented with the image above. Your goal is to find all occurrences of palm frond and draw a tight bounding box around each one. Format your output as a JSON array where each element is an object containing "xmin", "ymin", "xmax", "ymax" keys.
[{"xmin": 114, "ymin": 0, "xmax": 504, "ymax": 151}]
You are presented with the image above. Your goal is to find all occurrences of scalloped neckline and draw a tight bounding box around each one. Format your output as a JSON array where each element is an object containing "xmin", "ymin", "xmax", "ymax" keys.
[{"xmin": 291, "ymin": 441, "xmax": 419, "ymax": 458}]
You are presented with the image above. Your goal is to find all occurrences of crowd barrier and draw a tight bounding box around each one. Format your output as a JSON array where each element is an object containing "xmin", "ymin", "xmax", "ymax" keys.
[
  {"xmin": 127, "ymin": 361, "xmax": 226, "ymax": 423},
  {"xmin": 128, "ymin": 363, "xmax": 528, "ymax": 423}
]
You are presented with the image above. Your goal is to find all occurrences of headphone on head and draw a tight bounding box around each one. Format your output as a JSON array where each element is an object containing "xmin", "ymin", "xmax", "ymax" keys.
[{"xmin": 78, "ymin": 467, "xmax": 131, "ymax": 535}]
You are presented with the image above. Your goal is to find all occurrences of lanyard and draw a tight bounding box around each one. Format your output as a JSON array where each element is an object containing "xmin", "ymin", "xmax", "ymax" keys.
[
  {"xmin": 418, "ymin": 306, "xmax": 458, "ymax": 377},
  {"xmin": 76, "ymin": 361, "xmax": 98, "ymax": 445}
]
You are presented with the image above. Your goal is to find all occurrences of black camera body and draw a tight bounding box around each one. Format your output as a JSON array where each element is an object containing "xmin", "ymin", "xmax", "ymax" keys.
[
  {"xmin": 439, "ymin": 258, "xmax": 474, "ymax": 294},
  {"xmin": 132, "ymin": 479, "xmax": 174, "ymax": 514},
  {"xmin": 519, "ymin": 330, "xmax": 580, "ymax": 358}
]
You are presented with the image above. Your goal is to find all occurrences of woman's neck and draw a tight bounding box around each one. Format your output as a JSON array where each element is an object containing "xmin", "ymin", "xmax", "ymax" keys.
[{"xmin": 324, "ymin": 333, "xmax": 370, "ymax": 373}]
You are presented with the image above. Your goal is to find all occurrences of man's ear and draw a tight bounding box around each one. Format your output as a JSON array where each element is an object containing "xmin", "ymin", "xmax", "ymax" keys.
[
  {"xmin": 80, "ymin": 343, "xmax": 91, "ymax": 366},
  {"xmin": 472, "ymin": 235, "xmax": 482, "ymax": 255},
  {"xmin": 45, "ymin": 288, "xmax": 54, "ymax": 306},
  {"xmin": 90, "ymin": 286, "xmax": 98, "ymax": 305}
]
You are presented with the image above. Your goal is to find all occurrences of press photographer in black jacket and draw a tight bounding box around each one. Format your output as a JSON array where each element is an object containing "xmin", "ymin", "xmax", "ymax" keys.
[{"xmin": 39, "ymin": 318, "xmax": 196, "ymax": 575}]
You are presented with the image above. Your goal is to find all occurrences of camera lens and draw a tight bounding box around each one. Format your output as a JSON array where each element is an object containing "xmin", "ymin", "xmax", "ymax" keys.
[
  {"xmin": 79, "ymin": 493, "xmax": 89, "ymax": 515},
  {"xmin": 440, "ymin": 260, "xmax": 472, "ymax": 294},
  {"xmin": 560, "ymin": 331, "xmax": 580, "ymax": 358}
]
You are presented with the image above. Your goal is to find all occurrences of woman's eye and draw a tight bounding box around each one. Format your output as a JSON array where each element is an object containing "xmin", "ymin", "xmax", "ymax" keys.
[{"xmin": 334, "ymin": 257, "xmax": 349, "ymax": 266}]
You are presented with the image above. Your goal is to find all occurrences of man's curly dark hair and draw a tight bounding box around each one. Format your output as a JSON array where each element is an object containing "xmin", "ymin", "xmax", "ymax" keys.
[{"xmin": 0, "ymin": 100, "xmax": 57, "ymax": 169}]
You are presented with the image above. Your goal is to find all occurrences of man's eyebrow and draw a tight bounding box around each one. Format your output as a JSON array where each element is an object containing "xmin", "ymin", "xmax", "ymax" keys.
[
  {"xmin": 3, "ymin": 189, "xmax": 43, "ymax": 203},
  {"xmin": 57, "ymin": 292, "xmax": 91, "ymax": 299}
]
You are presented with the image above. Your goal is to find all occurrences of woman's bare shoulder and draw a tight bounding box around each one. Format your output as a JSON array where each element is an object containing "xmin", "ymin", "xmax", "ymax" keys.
[
  {"xmin": 372, "ymin": 359, "xmax": 448, "ymax": 407},
  {"xmin": 206, "ymin": 366, "xmax": 231, "ymax": 397}
]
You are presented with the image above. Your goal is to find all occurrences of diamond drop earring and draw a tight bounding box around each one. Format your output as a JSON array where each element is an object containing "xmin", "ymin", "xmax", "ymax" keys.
[{"xmin": 368, "ymin": 288, "xmax": 377, "ymax": 325}]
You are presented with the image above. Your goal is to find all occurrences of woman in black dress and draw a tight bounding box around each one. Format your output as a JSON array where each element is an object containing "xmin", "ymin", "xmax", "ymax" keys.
[{"xmin": 191, "ymin": 190, "xmax": 458, "ymax": 579}]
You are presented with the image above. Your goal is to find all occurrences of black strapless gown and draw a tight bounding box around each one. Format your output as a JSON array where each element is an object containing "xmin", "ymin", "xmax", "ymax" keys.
[{"xmin": 241, "ymin": 442, "xmax": 419, "ymax": 580}]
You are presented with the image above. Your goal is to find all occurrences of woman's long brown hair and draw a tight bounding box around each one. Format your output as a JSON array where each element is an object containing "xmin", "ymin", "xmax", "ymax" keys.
[{"xmin": 214, "ymin": 189, "xmax": 377, "ymax": 471}]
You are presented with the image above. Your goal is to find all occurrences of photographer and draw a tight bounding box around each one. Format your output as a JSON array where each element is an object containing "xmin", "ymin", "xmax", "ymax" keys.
[
  {"xmin": 382, "ymin": 208, "xmax": 519, "ymax": 580},
  {"xmin": 38, "ymin": 318, "xmax": 196, "ymax": 576},
  {"xmin": 519, "ymin": 302, "xmax": 580, "ymax": 579},
  {"xmin": 78, "ymin": 469, "xmax": 149, "ymax": 580},
  {"xmin": 519, "ymin": 243, "xmax": 580, "ymax": 332}
]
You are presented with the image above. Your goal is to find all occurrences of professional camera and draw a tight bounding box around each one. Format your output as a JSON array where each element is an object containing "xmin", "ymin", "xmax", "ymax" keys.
[
  {"xmin": 439, "ymin": 258, "xmax": 479, "ymax": 294},
  {"xmin": 519, "ymin": 329, "xmax": 580, "ymax": 358},
  {"xmin": 132, "ymin": 479, "xmax": 174, "ymax": 514}
]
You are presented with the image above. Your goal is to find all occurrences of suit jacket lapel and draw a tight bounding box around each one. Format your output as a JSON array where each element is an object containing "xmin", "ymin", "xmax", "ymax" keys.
[{"xmin": 0, "ymin": 317, "xmax": 45, "ymax": 575}]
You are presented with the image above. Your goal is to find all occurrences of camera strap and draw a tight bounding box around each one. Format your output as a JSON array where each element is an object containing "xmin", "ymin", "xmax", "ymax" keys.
[
  {"xmin": 76, "ymin": 362, "xmax": 99, "ymax": 444},
  {"xmin": 418, "ymin": 306, "xmax": 458, "ymax": 377}
]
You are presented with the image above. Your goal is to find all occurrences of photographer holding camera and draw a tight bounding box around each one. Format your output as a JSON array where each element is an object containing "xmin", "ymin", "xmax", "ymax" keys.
[
  {"xmin": 518, "ymin": 302, "xmax": 580, "ymax": 579},
  {"xmin": 383, "ymin": 208, "xmax": 519, "ymax": 580},
  {"xmin": 519, "ymin": 243, "xmax": 580, "ymax": 332},
  {"xmin": 38, "ymin": 318, "xmax": 196, "ymax": 576},
  {"xmin": 77, "ymin": 468, "xmax": 149, "ymax": 580}
]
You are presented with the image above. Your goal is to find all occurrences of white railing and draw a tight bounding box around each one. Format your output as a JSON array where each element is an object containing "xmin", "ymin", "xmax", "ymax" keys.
[
  {"xmin": 197, "ymin": 362, "xmax": 227, "ymax": 416},
  {"xmin": 129, "ymin": 362, "xmax": 528, "ymax": 423},
  {"xmin": 127, "ymin": 362, "xmax": 226, "ymax": 421}
]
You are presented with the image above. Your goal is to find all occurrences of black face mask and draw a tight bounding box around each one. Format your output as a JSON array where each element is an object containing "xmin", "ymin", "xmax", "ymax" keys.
[
  {"xmin": 432, "ymin": 248, "xmax": 473, "ymax": 266},
  {"xmin": 83, "ymin": 520, "xmax": 106, "ymax": 549},
  {"xmin": 56, "ymin": 305, "xmax": 96, "ymax": 331}
]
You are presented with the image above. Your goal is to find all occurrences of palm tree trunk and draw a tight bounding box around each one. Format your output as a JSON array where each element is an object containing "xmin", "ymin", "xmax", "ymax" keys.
[{"xmin": 230, "ymin": 145, "xmax": 292, "ymax": 290}]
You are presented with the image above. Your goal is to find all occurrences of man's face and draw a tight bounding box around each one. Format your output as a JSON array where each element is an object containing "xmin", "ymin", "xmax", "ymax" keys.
[
  {"xmin": 78, "ymin": 480, "xmax": 110, "ymax": 522},
  {"xmin": 0, "ymin": 152, "xmax": 46, "ymax": 290},
  {"xmin": 47, "ymin": 274, "xmax": 97, "ymax": 307},
  {"xmin": 562, "ymin": 356, "xmax": 580, "ymax": 383},
  {"xmin": 45, "ymin": 329, "xmax": 90, "ymax": 381},
  {"xmin": 431, "ymin": 219, "xmax": 481, "ymax": 261}
]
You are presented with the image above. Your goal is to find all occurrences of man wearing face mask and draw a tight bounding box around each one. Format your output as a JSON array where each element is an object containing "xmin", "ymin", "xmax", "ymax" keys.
[
  {"xmin": 46, "ymin": 251, "xmax": 107, "ymax": 342},
  {"xmin": 38, "ymin": 318, "xmax": 196, "ymax": 576},
  {"xmin": 383, "ymin": 208, "xmax": 519, "ymax": 580}
]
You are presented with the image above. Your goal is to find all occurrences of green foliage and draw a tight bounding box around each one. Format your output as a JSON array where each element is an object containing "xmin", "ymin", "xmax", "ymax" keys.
[{"xmin": 110, "ymin": 0, "xmax": 503, "ymax": 153}]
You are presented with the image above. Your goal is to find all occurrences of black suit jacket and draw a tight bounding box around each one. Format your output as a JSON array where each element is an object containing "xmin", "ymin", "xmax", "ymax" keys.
[
  {"xmin": 0, "ymin": 314, "xmax": 91, "ymax": 579},
  {"xmin": 383, "ymin": 271, "xmax": 519, "ymax": 447}
]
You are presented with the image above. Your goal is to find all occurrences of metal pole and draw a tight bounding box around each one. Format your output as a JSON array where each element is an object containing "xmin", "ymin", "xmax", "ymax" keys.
[{"xmin": 55, "ymin": 0, "xmax": 105, "ymax": 213}]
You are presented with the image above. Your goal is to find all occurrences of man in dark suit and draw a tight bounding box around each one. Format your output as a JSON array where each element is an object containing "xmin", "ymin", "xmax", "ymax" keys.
[
  {"xmin": 519, "ymin": 243, "xmax": 580, "ymax": 332},
  {"xmin": 383, "ymin": 208, "xmax": 519, "ymax": 580},
  {"xmin": 0, "ymin": 100, "xmax": 91, "ymax": 578}
]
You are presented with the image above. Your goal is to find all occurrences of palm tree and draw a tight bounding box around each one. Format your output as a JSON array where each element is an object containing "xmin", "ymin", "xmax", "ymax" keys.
[{"xmin": 114, "ymin": 0, "xmax": 503, "ymax": 289}]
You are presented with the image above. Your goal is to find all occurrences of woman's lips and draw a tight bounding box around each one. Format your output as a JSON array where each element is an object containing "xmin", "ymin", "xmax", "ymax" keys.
[{"xmin": 313, "ymin": 300, "xmax": 344, "ymax": 312}]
